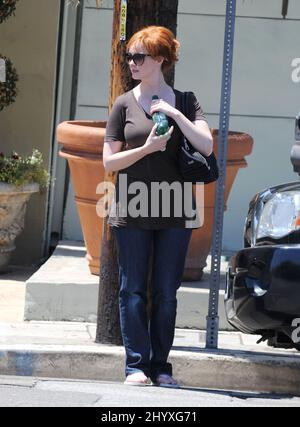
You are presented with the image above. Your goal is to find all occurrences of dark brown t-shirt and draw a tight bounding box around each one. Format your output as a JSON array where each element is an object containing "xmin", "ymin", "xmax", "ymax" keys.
[{"xmin": 104, "ymin": 88, "xmax": 207, "ymax": 229}]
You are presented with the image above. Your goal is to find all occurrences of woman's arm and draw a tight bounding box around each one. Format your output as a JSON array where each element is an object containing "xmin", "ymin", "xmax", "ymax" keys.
[
  {"xmin": 103, "ymin": 141, "xmax": 149, "ymax": 172},
  {"xmin": 172, "ymin": 111, "xmax": 213, "ymax": 156},
  {"xmin": 150, "ymin": 98, "xmax": 213, "ymax": 157},
  {"xmin": 103, "ymin": 124, "xmax": 174, "ymax": 172}
]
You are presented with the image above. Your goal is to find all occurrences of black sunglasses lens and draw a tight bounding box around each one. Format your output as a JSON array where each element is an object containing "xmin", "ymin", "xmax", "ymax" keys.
[
  {"xmin": 134, "ymin": 54, "xmax": 145, "ymax": 65},
  {"xmin": 126, "ymin": 53, "xmax": 145, "ymax": 66}
]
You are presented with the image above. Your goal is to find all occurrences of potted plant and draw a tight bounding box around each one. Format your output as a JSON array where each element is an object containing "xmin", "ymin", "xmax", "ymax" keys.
[{"xmin": 0, "ymin": 149, "xmax": 49, "ymax": 272}]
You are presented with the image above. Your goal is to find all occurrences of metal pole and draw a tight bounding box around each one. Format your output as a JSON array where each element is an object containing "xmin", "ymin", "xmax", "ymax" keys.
[
  {"xmin": 206, "ymin": 0, "xmax": 236, "ymax": 349},
  {"xmin": 281, "ymin": 0, "xmax": 289, "ymax": 19}
]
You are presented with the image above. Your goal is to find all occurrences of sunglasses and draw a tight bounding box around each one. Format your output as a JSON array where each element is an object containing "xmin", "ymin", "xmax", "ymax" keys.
[{"xmin": 125, "ymin": 53, "xmax": 151, "ymax": 66}]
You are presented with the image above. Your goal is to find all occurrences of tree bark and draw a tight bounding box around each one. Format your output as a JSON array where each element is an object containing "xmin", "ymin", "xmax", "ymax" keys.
[{"xmin": 96, "ymin": 0, "xmax": 179, "ymax": 345}]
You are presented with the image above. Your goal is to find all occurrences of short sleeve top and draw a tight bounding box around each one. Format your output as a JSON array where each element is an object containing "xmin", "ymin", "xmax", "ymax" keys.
[{"xmin": 104, "ymin": 88, "xmax": 208, "ymax": 229}]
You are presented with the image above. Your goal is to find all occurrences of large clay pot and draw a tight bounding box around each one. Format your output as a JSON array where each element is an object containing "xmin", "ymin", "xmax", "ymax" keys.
[
  {"xmin": 0, "ymin": 183, "xmax": 39, "ymax": 272},
  {"xmin": 57, "ymin": 121, "xmax": 106, "ymax": 275},
  {"xmin": 184, "ymin": 130, "xmax": 253, "ymax": 280},
  {"xmin": 57, "ymin": 121, "xmax": 253, "ymax": 279}
]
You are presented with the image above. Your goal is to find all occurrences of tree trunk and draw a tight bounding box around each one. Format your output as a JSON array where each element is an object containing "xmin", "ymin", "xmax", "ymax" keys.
[{"xmin": 96, "ymin": 0, "xmax": 179, "ymax": 345}]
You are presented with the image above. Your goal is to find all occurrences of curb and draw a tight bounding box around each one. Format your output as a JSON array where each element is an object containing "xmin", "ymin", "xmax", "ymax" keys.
[{"xmin": 1, "ymin": 344, "xmax": 300, "ymax": 396}]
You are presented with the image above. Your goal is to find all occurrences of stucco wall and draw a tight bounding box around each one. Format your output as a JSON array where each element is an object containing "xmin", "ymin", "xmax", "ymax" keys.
[
  {"xmin": 0, "ymin": 0, "xmax": 61, "ymax": 265},
  {"xmin": 175, "ymin": 0, "xmax": 300, "ymax": 254}
]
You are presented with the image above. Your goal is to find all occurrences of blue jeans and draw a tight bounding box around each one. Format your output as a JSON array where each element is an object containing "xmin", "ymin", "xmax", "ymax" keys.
[{"xmin": 112, "ymin": 226, "xmax": 193, "ymax": 381}]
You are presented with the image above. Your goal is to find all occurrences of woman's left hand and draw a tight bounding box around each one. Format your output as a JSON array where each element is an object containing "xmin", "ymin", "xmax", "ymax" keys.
[{"xmin": 150, "ymin": 98, "xmax": 178, "ymax": 119}]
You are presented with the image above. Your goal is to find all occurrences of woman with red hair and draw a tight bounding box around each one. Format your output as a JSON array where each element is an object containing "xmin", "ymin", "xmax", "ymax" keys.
[{"xmin": 103, "ymin": 26, "xmax": 213, "ymax": 387}]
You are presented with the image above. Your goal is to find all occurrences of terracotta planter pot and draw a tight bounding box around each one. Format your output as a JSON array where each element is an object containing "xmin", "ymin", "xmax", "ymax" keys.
[
  {"xmin": 57, "ymin": 121, "xmax": 106, "ymax": 275},
  {"xmin": 0, "ymin": 183, "xmax": 39, "ymax": 272},
  {"xmin": 184, "ymin": 130, "xmax": 253, "ymax": 280},
  {"xmin": 57, "ymin": 121, "xmax": 253, "ymax": 279}
]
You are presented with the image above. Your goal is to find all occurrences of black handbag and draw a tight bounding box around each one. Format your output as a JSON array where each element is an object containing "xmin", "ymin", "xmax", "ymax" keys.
[{"xmin": 179, "ymin": 92, "xmax": 219, "ymax": 184}]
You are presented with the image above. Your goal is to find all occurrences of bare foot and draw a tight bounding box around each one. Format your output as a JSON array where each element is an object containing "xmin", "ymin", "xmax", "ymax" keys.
[
  {"xmin": 154, "ymin": 374, "xmax": 180, "ymax": 388},
  {"xmin": 124, "ymin": 372, "xmax": 150, "ymax": 386}
]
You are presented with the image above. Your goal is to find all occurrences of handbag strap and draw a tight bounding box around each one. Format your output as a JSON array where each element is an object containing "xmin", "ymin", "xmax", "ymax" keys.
[
  {"xmin": 181, "ymin": 92, "xmax": 188, "ymax": 117},
  {"xmin": 182, "ymin": 91, "xmax": 193, "ymax": 150},
  {"xmin": 183, "ymin": 92, "xmax": 195, "ymax": 132}
]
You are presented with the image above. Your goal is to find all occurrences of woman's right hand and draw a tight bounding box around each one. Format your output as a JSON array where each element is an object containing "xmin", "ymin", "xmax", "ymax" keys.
[{"xmin": 143, "ymin": 124, "xmax": 174, "ymax": 154}]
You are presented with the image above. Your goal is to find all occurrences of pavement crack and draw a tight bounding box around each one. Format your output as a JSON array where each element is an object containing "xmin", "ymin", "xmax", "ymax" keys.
[
  {"xmin": 0, "ymin": 378, "xmax": 38, "ymax": 389},
  {"xmin": 90, "ymin": 395, "xmax": 103, "ymax": 406}
]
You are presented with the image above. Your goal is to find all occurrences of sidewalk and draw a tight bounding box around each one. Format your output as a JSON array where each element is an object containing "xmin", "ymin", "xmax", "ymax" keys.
[
  {"xmin": 1, "ymin": 264, "xmax": 300, "ymax": 397},
  {"xmin": 23, "ymin": 241, "xmax": 232, "ymax": 329}
]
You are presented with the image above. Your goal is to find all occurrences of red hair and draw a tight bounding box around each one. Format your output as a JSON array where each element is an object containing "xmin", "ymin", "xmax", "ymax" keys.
[{"xmin": 127, "ymin": 26, "xmax": 180, "ymax": 72}]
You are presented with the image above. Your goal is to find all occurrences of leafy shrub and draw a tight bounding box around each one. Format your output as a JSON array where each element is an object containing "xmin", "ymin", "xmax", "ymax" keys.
[
  {"xmin": 0, "ymin": 0, "xmax": 19, "ymax": 24},
  {"xmin": 0, "ymin": 149, "xmax": 49, "ymax": 188},
  {"xmin": 0, "ymin": 54, "xmax": 18, "ymax": 111}
]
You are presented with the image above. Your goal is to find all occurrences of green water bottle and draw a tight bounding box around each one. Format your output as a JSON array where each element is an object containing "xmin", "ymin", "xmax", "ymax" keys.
[{"xmin": 151, "ymin": 95, "xmax": 169, "ymax": 136}]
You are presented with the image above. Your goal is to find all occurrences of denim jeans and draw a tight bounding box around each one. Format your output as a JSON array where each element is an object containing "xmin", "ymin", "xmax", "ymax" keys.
[{"xmin": 112, "ymin": 226, "xmax": 193, "ymax": 381}]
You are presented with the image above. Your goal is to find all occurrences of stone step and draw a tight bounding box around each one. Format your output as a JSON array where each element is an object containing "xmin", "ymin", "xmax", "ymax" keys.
[{"xmin": 25, "ymin": 241, "xmax": 234, "ymax": 330}]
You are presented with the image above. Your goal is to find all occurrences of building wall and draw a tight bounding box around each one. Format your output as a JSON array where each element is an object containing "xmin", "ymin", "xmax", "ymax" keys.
[
  {"xmin": 0, "ymin": 0, "xmax": 61, "ymax": 265},
  {"xmin": 175, "ymin": 0, "xmax": 300, "ymax": 254},
  {"xmin": 63, "ymin": 0, "xmax": 300, "ymax": 254}
]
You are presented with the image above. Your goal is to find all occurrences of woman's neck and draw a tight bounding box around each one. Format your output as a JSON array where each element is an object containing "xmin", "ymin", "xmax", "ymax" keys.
[{"xmin": 138, "ymin": 74, "xmax": 171, "ymax": 98}]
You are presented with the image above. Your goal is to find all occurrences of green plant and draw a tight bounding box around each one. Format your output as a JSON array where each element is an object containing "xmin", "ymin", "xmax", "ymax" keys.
[
  {"xmin": 0, "ymin": 149, "xmax": 49, "ymax": 188},
  {"xmin": 0, "ymin": 54, "xmax": 18, "ymax": 111},
  {"xmin": 70, "ymin": 0, "xmax": 103, "ymax": 8},
  {"xmin": 0, "ymin": 0, "xmax": 19, "ymax": 24}
]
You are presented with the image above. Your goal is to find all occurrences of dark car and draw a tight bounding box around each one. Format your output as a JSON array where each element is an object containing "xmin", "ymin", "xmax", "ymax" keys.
[{"xmin": 225, "ymin": 181, "xmax": 300, "ymax": 351}]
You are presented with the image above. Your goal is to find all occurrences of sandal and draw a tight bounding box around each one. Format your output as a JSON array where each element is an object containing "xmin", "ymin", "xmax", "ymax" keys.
[
  {"xmin": 153, "ymin": 374, "xmax": 180, "ymax": 388},
  {"xmin": 124, "ymin": 372, "xmax": 150, "ymax": 386}
]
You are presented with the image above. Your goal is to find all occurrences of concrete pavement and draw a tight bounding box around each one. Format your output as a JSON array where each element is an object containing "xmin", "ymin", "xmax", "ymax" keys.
[
  {"xmin": 1, "ymin": 255, "xmax": 300, "ymax": 398},
  {"xmin": 1, "ymin": 375, "xmax": 300, "ymax": 407},
  {"xmin": 24, "ymin": 241, "xmax": 233, "ymax": 330},
  {"xmin": 0, "ymin": 266, "xmax": 36, "ymax": 323}
]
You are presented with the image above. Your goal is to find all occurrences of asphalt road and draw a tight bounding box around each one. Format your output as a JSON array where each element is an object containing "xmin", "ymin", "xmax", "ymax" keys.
[{"xmin": 0, "ymin": 376, "xmax": 300, "ymax": 408}]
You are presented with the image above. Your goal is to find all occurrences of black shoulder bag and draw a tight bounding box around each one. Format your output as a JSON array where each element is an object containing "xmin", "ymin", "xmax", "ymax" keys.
[{"xmin": 179, "ymin": 91, "xmax": 219, "ymax": 184}]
